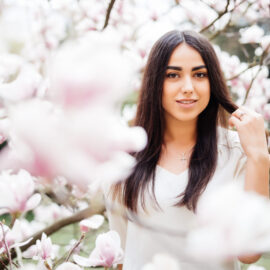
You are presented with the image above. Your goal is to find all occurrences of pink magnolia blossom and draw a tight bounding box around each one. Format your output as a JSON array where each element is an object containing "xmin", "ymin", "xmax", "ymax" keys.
[
  {"xmin": 79, "ymin": 214, "xmax": 105, "ymax": 233},
  {"xmin": 142, "ymin": 253, "xmax": 180, "ymax": 270},
  {"xmin": 56, "ymin": 262, "xmax": 82, "ymax": 270},
  {"xmin": 0, "ymin": 221, "xmax": 32, "ymax": 254},
  {"xmin": 73, "ymin": 230, "xmax": 124, "ymax": 268},
  {"xmin": 34, "ymin": 203, "xmax": 72, "ymax": 224},
  {"xmin": 48, "ymin": 30, "xmax": 135, "ymax": 110},
  {"xmin": 23, "ymin": 233, "xmax": 59, "ymax": 261},
  {"xmin": 6, "ymin": 99, "xmax": 146, "ymax": 190},
  {"xmin": 0, "ymin": 169, "xmax": 41, "ymax": 215}
]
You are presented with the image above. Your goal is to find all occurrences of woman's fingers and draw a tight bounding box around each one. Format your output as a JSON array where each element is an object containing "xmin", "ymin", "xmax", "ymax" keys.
[{"xmin": 228, "ymin": 115, "xmax": 241, "ymax": 129}]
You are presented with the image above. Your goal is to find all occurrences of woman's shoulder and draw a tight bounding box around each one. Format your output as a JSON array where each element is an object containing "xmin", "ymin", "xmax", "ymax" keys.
[{"xmin": 217, "ymin": 126, "xmax": 244, "ymax": 155}]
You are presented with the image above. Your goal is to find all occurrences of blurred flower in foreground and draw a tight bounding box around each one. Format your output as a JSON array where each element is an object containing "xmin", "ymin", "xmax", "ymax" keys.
[
  {"xmin": 0, "ymin": 30, "xmax": 147, "ymax": 192},
  {"xmin": 17, "ymin": 264, "xmax": 37, "ymax": 270},
  {"xmin": 247, "ymin": 265, "xmax": 266, "ymax": 270},
  {"xmin": 55, "ymin": 262, "xmax": 82, "ymax": 270},
  {"xmin": 79, "ymin": 214, "xmax": 104, "ymax": 233},
  {"xmin": 73, "ymin": 230, "xmax": 123, "ymax": 268},
  {"xmin": 49, "ymin": 30, "xmax": 133, "ymax": 109},
  {"xmin": 0, "ymin": 169, "xmax": 41, "ymax": 215},
  {"xmin": 141, "ymin": 253, "xmax": 180, "ymax": 270},
  {"xmin": 186, "ymin": 183, "xmax": 270, "ymax": 262}
]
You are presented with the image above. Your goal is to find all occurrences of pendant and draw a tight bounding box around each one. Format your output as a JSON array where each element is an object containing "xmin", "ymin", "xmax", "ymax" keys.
[{"xmin": 180, "ymin": 153, "xmax": 187, "ymax": 162}]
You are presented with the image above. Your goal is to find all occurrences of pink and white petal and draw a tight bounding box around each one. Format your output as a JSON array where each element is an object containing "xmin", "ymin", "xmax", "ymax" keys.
[
  {"xmin": 11, "ymin": 237, "xmax": 33, "ymax": 249},
  {"xmin": 25, "ymin": 193, "xmax": 41, "ymax": 211},
  {"xmin": 79, "ymin": 214, "xmax": 104, "ymax": 230},
  {"xmin": 73, "ymin": 255, "xmax": 93, "ymax": 267},
  {"xmin": 23, "ymin": 245, "xmax": 38, "ymax": 259},
  {"xmin": 56, "ymin": 262, "xmax": 83, "ymax": 270}
]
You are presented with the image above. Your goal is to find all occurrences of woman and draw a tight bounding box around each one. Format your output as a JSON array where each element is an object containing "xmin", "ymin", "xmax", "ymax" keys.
[{"xmin": 107, "ymin": 30, "xmax": 270, "ymax": 270}]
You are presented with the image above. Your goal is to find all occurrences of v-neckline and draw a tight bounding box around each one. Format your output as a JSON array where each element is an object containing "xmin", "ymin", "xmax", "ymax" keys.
[{"xmin": 156, "ymin": 165, "xmax": 188, "ymax": 177}]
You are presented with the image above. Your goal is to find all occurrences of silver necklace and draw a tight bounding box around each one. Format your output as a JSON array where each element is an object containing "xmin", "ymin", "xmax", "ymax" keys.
[
  {"xmin": 179, "ymin": 146, "xmax": 194, "ymax": 162},
  {"xmin": 180, "ymin": 152, "xmax": 188, "ymax": 162}
]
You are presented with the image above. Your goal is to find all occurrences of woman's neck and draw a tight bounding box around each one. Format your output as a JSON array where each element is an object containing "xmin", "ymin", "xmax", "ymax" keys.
[{"xmin": 163, "ymin": 118, "xmax": 197, "ymax": 149}]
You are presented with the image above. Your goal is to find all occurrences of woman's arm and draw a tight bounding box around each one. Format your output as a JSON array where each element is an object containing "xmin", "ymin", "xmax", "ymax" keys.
[{"xmin": 229, "ymin": 106, "xmax": 270, "ymax": 264}]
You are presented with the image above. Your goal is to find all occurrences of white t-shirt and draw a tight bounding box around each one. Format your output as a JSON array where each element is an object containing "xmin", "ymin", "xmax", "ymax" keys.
[{"xmin": 105, "ymin": 127, "xmax": 247, "ymax": 270}]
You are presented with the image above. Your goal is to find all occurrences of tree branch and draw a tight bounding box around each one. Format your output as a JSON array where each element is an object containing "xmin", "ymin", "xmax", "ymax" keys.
[
  {"xmin": 0, "ymin": 203, "xmax": 105, "ymax": 269},
  {"xmin": 103, "ymin": 0, "xmax": 116, "ymax": 30},
  {"xmin": 200, "ymin": 0, "xmax": 231, "ymax": 33},
  {"xmin": 242, "ymin": 65, "xmax": 262, "ymax": 105},
  {"xmin": 200, "ymin": 0, "xmax": 247, "ymax": 34}
]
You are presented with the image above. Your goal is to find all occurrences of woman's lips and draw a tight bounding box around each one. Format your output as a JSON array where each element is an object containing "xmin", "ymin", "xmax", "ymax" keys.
[{"xmin": 176, "ymin": 99, "xmax": 198, "ymax": 108}]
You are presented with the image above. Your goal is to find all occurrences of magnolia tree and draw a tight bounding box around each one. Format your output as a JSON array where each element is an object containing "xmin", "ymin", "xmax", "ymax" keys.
[{"xmin": 0, "ymin": 0, "xmax": 269, "ymax": 269}]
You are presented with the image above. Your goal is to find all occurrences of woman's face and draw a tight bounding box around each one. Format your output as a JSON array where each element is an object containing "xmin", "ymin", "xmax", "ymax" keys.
[{"xmin": 162, "ymin": 43, "xmax": 210, "ymax": 124}]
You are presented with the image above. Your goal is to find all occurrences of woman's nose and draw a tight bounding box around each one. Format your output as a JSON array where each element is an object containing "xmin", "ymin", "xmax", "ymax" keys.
[{"xmin": 181, "ymin": 76, "xmax": 194, "ymax": 94}]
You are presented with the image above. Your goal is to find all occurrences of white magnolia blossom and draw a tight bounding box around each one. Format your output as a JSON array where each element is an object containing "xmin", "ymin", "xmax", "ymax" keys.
[
  {"xmin": 55, "ymin": 262, "xmax": 82, "ymax": 270},
  {"xmin": 74, "ymin": 230, "xmax": 123, "ymax": 268},
  {"xmin": 0, "ymin": 221, "xmax": 32, "ymax": 254},
  {"xmin": 247, "ymin": 266, "xmax": 266, "ymax": 270},
  {"xmin": 142, "ymin": 253, "xmax": 180, "ymax": 270},
  {"xmin": 23, "ymin": 233, "xmax": 59, "ymax": 261},
  {"xmin": 186, "ymin": 183, "xmax": 270, "ymax": 261},
  {"xmin": 18, "ymin": 264, "xmax": 37, "ymax": 270},
  {"xmin": 5, "ymin": 98, "xmax": 146, "ymax": 190},
  {"xmin": 239, "ymin": 25, "xmax": 265, "ymax": 44},
  {"xmin": 34, "ymin": 203, "xmax": 72, "ymax": 224},
  {"xmin": 79, "ymin": 214, "xmax": 105, "ymax": 232},
  {"xmin": 0, "ymin": 169, "xmax": 41, "ymax": 215}
]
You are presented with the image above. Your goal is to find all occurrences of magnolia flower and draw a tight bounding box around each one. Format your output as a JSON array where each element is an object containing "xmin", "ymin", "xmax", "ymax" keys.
[
  {"xmin": 0, "ymin": 63, "xmax": 42, "ymax": 103},
  {"xmin": 23, "ymin": 233, "xmax": 59, "ymax": 261},
  {"xmin": 0, "ymin": 221, "xmax": 32, "ymax": 254},
  {"xmin": 73, "ymin": 230, "xmax": 124, "ymax": 268},
  {"xmin": 48, "ymin": 30, "xmax": 135, "ymax": 109},
  {"xmin": 186, "ymin": 182, "xmax": 270, "ymax": 261},
  {"xmin": 6, "ymin": 98, "xmax": 146, "ymax": 190},
  {"xmin": 247, "ymin": 266, "xmax": 266, "ymax": 270},
  {"xmin": 239, "ymin": 25, "xmax": 264, "ymax": 44},
  {"xmin": 79, "ymin": 214, "xmax": 105, "ymax": 233},
  {"xmin": 142, "ymin": 253, "xmax": 180, "ymax": 270},
  {"xmin": 55, "ymin": 262, "xmax": 82, "ymax": 270},
  {"xmin": 17, "ymin": 264, "xmax": 37, "ymax": 270},
  {"xmin": 0, "ymin": 169, "xmax": 41, "ymax": 215},
  {"xmin": 34, "ymin": 203, "xmax": 72, "ymax": 224}
]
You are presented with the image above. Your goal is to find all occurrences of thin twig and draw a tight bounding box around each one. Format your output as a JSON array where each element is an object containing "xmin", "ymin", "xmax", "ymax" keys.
[
  {"xmin": 0, "ymin": 224, "xmax": 12, "ymax": 270},
  {"xmin": 65, "ymin": 233, "xmax": 85, "ymax": 262},
  {"xmin": 242, "ymin": 66, "xmax": 262, "ymax": 105},
  {"xmin": 44, "ymin": 261, "xmax": 52, "ymax": 270},
  {"xmin": 200, "ymin": 0, "xmax": 247, "ymax": 33},
  {"xmin": 200, "ymin": 0, "xmax": 231, "ymax": 33},
  {"xmin": 209, "ymin": 15, "xmax": 232, "ymax": 41},
  {"xmin": 227, "ymin": 62, "xmax": 258, "ymax": 81},
  {"xmin": 103, "ymin": 0, "xmax": 116, "ymax": 30},
  {"xmin": 240, "ymin": 43, "xmax": 270, "ymax": 104},
  {"xmin": 0, "ymin": 204, "xmax": 105, "ymax": 270}
]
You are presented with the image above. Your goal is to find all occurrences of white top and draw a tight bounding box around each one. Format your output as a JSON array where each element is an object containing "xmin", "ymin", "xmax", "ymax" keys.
[{"xmin": 105, "ymin": 127, "xmax": 247, "ymax": 270}]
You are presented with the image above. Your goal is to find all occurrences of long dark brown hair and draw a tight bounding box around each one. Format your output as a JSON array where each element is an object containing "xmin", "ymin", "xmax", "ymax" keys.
[{"xmin": 113, "ymin": 30, "xmax": 238, "ymax": 212}]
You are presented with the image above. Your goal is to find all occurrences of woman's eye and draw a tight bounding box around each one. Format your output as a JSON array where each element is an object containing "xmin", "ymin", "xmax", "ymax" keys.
[
  {"xmin": 195, "ymin": 72, "xmax": 208, "ymax": 78},
  {"xmin": 166, "ymin": 73, "xmax": 179, "ymax": 78}
]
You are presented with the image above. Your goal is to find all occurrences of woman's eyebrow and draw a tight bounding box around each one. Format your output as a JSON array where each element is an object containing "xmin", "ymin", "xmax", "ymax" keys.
[{"xmin": 166, "ymin": 65, "xmax": 207, "ymax": 71}]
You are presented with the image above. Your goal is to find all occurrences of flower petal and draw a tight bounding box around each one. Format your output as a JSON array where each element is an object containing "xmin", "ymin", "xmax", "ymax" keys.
[
  {"xmin": 25, "ymin": 193, "xmax": 41, "ymax": 211},
  {"xmin": 73, "ymin": 255, "xmax": 92, "ymax": 267}
]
